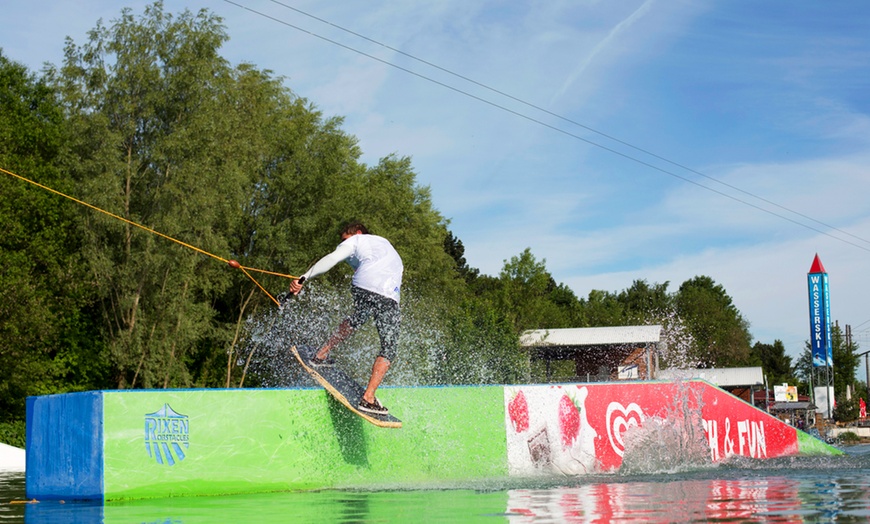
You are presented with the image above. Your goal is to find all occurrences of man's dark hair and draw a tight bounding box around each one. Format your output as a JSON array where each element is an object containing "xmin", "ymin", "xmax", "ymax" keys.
[{"xmin": 340, "ymin": 221, "xmax": 369, "ymax": 236}]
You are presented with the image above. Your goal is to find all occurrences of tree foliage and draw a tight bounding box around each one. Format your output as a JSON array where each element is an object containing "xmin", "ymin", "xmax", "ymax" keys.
[
  {"xmin": 793, "ymin": 323, "xmax": 861, "ymax": 405},
  {"xmin": 751, "ymin": 340, "xmax": 795, "ymax": 387},
  {"xmin": 32, "ymin": 2, "xmax": 466, "ymax": 392},
  {"xmin": 0, "ymin": 50, "xmax": 107, "ymax": 421},
  {"xmin": 52, "ymin": 4, "xmax": 255, "ymax": 389},
  {"xmin": 833, "ymin": 395, "xmax": 859, "ymax": 423},
  {"xmin": 674, "ymin": 276, "xmax": 752, "ymax": 367}
]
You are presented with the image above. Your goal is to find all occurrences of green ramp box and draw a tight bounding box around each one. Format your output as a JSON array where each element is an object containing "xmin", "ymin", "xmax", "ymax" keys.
[
  {"xmin": 26, "ymin": 381, "xmax": 840, "ymax": 501},
  {"xmin": 26, "ymin": 387, "xmax": 507, "ymax": 501}
]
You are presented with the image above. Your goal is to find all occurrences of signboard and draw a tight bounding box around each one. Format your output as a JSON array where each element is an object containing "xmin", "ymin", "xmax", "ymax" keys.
[
  {"xmin": 807, "ymin": 255, "xmax": 833, "ymax": 368},
  {"xmin": 773, "ymin": 385, "xmax": 798, "ymax": 402},
  {"xmin": 814, "ymin": 386, "xmax": 835, "ymax": 416},
  {"xmin": 618, "ymin": 364, "xmax": 638, "ymax": 380}
]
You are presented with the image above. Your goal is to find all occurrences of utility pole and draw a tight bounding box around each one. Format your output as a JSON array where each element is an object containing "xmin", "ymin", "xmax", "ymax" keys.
[
  {"xmin": 846, "ymin": 323, "xmax": 852, "ymax": 402},
  {"xmin": 858, "ymin": 348, "xmax": 870, "ymax": 406}
]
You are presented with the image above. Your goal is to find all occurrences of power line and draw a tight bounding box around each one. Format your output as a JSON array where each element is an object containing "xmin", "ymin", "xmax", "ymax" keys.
[
  {"xmin": 222, "ymin": 0, "xmax": 870, "ymax": 253},
  {"xmin": 260, "ymin": 0, "xmax": 870, "ymax": 250}
]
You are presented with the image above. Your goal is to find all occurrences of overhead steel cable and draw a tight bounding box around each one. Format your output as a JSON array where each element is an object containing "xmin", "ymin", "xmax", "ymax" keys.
[{"xmin": 223, "ymin": 0, "xmax": 870, "ymax": 252}]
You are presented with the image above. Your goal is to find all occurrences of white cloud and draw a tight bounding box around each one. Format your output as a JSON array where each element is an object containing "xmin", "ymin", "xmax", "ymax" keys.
[{"xmin": 552, "ymin": 0, "xmax": 657, "ymax": 102}]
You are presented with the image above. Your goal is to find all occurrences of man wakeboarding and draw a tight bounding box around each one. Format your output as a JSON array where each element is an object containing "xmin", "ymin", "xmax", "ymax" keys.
[{"xmin": 288, "ymin": 221, "xmax": 403, "ymax": 416}]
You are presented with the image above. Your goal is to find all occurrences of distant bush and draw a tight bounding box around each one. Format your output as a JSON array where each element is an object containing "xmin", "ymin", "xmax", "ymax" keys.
[
  {"xmin": 839, "ymin": 431, "xmax": 860, "ymax": 444},
  {"xmin": 0, "ymin": 421, "xmax": 25, "ymax": 448},
  {"xmin": 833, "ymin": 396, "xmax": 859, "ymax": 423}
]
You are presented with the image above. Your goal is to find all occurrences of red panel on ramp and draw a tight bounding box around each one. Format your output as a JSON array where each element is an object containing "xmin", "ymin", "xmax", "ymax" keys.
[{"xmin": 505, "ymin": 380, "xmax": 798, "ymax": 474}]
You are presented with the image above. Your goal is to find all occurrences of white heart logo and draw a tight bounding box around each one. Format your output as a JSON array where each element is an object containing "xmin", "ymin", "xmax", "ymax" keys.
[{"xmin": 606, "ymin": 402, "xmax": 644, "ymax": 457}]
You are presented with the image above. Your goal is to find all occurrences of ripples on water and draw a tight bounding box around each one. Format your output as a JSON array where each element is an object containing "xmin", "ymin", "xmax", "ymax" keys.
[{"xmin": 3, "ymin": 445, "xmax": 870, "ymax": 523}]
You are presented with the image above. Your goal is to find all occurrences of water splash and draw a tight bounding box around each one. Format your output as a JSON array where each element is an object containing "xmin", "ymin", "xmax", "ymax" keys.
[
  {"xmin": 619, "ymin": 380, "xmax": 713, "ymax": 475},
  {"xmin": 238, "ymin": 284, "xmax": 348, "ymax": 388},
  {"xmin": 236, "ymin": 281, "xmax": 456, "ymax": 388},
  {"xmin": 649, "ymin": 307, "xmax": 701, "ymax": 371}
]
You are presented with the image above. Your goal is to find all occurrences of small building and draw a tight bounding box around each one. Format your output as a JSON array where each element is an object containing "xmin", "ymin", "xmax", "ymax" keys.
[
  {"xmin": 752, "ymin": 390, "xmax": 817, "ymax": 428},
  {"xmin": 520, "ymin": 325, "xmax": 663, "ymax": 383},
  {"xmin": 658, "ymin": 367, "xmax": 765, "ymax": 405}
]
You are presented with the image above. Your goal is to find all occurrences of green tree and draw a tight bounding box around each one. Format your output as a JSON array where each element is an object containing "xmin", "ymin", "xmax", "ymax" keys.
[
  {"xmin": 578, "ymin": 289, "xmax": 626, "ymax": 327},
  {"xmin": 485, "ymin": 248, "xmax": 569, "ymax": 333},
  {"xmin": 793, "ymin": 345, "xmax": 813, "ymax": 390},
  {"xmin": 674, "ymin": 276, "xmax": 752, "ymax": 367},
  {"xmin": 617, "ymin": 279, "xmax": 672, "ymax": 324},
  {"xmin": 1, "ymin": 0, "xmax": 802, "ymax": 425},
  {"xmin": 435, "ymin": 297, "xmax": 526, "ymax": 385},
  {"xmin": 217, "ymin": 77, "xmax": 371, "ymax": 386},
  {"xmin": 751, "ymin": 340, "xmax": 795, "ymax": 386},
  {"xmin": 794, "ymin": 323, "xmax": 860, "ymax": 417},
  {"xmin": 4, "ymin": 3, "xmax": 781, "ymax": 407},
  {"xmin": 39, "ymin": 2, "xmax": 487, "ymax": 393},
  {"xmin": 548, "ymin": 282, "xmax": 585, "ymax": 327},
  {"xmin": 0, "ymin": 51, "xmax": 107, "ymax": 425},
  {"xmin": 443, "ymin": 230, "xmax": 479, "ymax": 283},
  {"xmin": 52, "ymin": 3, "xmax": 263, "ymax": 388},
  {"xmin": 833, "ymin": 395, "xmax": 859, "ymax": 423}
]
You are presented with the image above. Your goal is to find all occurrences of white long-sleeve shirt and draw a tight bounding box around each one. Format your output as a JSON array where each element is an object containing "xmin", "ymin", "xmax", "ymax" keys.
[{"xmin": 302, "ymin": 234, "xmax": 403, "ymax": 303}]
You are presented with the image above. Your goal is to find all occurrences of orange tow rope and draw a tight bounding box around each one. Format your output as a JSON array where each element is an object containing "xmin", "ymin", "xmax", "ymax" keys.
[{"xmin": 1, "ymin": 166, "xmax": 296, "ymax": 306}]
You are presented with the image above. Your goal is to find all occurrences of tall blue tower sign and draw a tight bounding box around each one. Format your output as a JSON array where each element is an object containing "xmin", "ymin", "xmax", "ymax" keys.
[{"xmin": 807, "ymin": 254, "xmax": 833, "ymax": 368}]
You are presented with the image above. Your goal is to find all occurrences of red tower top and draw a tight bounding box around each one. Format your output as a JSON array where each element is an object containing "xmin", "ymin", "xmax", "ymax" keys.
[{"xmin": 808, "ymin": 253, "xmax": 827, "ymax": 274}]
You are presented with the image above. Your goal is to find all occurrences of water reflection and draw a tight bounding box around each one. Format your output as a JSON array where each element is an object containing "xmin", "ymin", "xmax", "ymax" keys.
[
  {"xmin": 4, "ymin": 452, "xmax": 870, "ymax": 523},
  {"xmin": 505, "ymin": 477, "xmax": 847, "ymax": 522}
]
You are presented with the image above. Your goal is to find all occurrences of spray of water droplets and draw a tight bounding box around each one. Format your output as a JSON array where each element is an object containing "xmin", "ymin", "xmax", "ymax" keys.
[
  {"xmin": 593, "ymin": 310, "xmax": 715, "ymax": 474},
  {"xmin": 619, "ymin": 380, "xmax": 714, "ymax": 475},
  {"xmin": 647, "ymin": 307, "xmax": 702, "ymax": 371},
  {"xmin": 235, "ymin": 281, "xmax": 461, "ymax": 388}
]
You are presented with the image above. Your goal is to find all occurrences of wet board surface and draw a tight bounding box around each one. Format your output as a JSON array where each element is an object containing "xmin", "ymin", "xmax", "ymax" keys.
[{"xmin": 290, "ymin": 345, "xmax": 402, "ymax": 429}]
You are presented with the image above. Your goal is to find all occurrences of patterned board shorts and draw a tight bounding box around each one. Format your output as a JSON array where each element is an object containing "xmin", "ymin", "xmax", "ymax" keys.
[{"xmin": 348, "ymin": 286, "xmax": 400, "ymax": 362}]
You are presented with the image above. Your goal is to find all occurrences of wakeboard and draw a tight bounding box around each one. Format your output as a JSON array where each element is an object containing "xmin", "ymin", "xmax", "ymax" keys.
[{"xmin": 290, "ymin": 345, "xmax": 402, "ymax": 429}]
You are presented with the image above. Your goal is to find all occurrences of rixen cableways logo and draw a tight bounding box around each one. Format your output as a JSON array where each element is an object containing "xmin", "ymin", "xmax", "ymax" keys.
[{"xmin": 145, "ymin": 403, "xmax": 189, "ymax": 466}]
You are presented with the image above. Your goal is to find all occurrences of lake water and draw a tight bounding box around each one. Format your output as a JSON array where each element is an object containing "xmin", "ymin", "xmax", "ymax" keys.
[{"xmin": 3, "ymin": 444, "xmax": 870, "ymax": 523}]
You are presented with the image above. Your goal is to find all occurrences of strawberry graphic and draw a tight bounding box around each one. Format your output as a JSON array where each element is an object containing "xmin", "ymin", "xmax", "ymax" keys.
[
  {"xmin": 508, "ymin": 390, "xmax": 529, "ymax": 433},
  {"xmin": 558, "ymin": 393, "xmax": 581, "ymax": 448}
]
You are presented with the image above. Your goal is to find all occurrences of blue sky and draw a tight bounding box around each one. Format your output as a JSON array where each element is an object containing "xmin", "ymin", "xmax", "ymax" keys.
[{"xmin": 5, "ymin": 1, "xmax": 870, "ymax": 368}]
